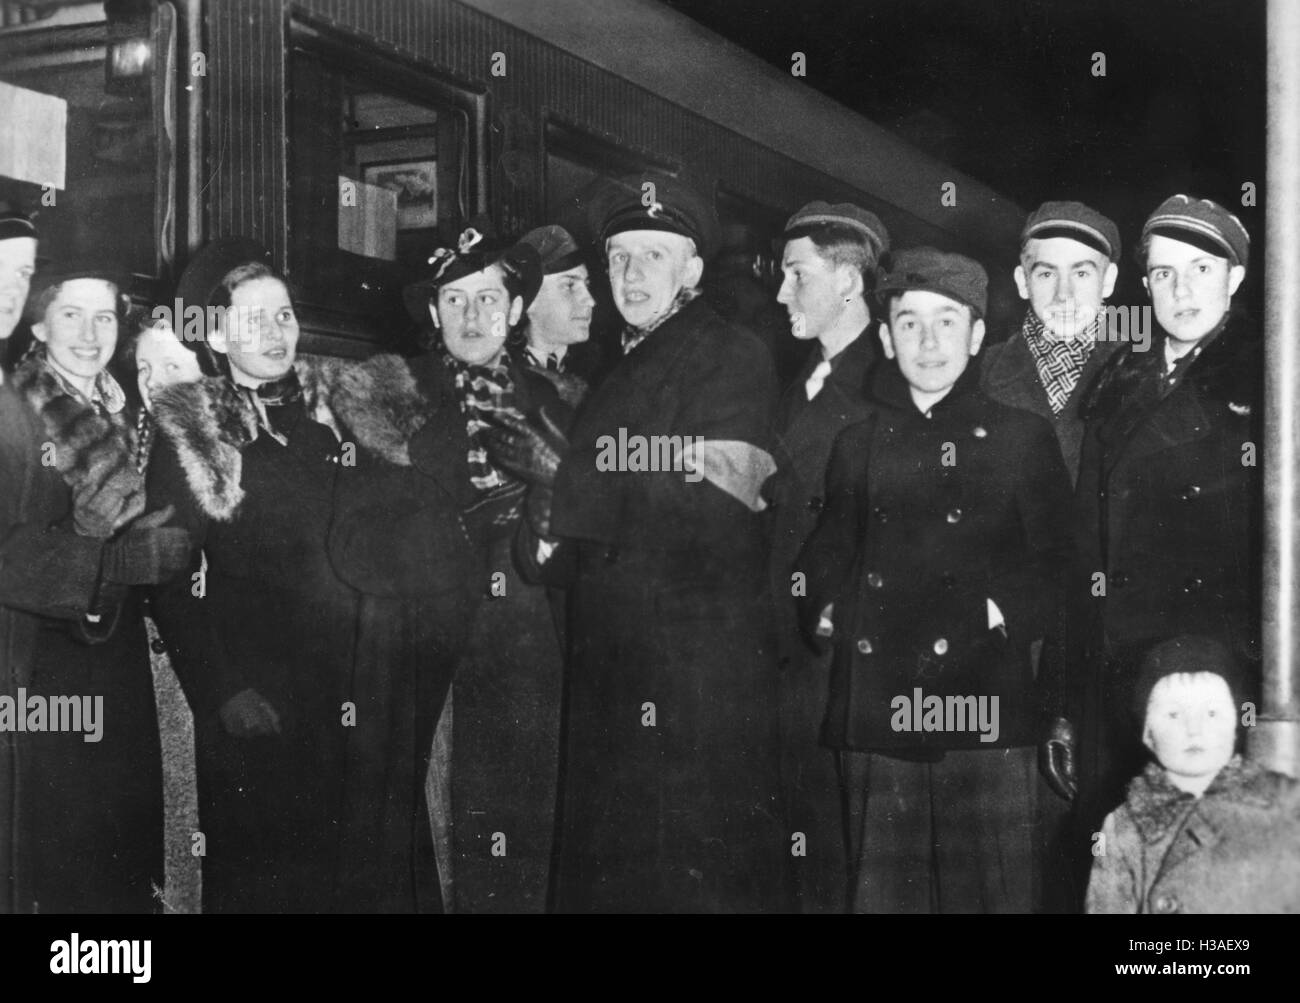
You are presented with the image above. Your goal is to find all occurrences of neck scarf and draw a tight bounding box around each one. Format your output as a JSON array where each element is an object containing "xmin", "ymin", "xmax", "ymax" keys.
[
  {"xmin": 1022, "ymin": 308, "xmax": 1101, "ymax": 414},
  {"xmin": 37, "ymin": 352, "xmax": 128, "ymax": 418},
  {"xmin": 239, "ymin": 369, "xmax": 304, "ymax": 446},
  {"xmin": 444, "ymin": 352, "xmax": 526, "ymax": 493},
  {"xmin": 621, "ymin": 286, "xmax": 702, "ymax": 356}
]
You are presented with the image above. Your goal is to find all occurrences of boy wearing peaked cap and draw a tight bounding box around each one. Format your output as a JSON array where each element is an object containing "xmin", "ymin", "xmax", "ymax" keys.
[
  {"xmin": 484, "ymin": 172, "xmax": 790, "ymax": 913},
  {"xmin": 797, "ymin": 247, "xmax": 1075, "ymax": 913},
  {"xmin": 510, "ymin": 224, "xmax": 597, "ymax": 399},
  {"xmin": 767, "ymin": 200, "xmax": 889, "ymax": 913},
  {"xmin": 1072, "ymin": 195, "xmax": 1261, "ymax": 890}
]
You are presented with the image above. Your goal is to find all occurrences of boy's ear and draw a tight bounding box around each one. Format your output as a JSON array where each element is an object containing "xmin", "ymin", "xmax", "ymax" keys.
[
  {"xmin": 508, "ymin": 295, "xmax": 524, "ymax": 328},
  {"xmin": 427, "ymin": 303, "xmax": 441, "ymax": 330},
  {"xmin": 1102, "ymin": 261, "xmax": 1119, "ymax": 300},
  {"xmin": 1141, "ymin": 723, "xmax": 1156, "ymax": 757},
  {"xmin": 878, "ymin": 321, "xmax": 895, "ymax": 360},
  {"xmin": 208, "ymin": 321, "xmax": 228, "ymax": 356},
  {"xmin": 31, "ymin": 320, "xmax": 48, "ymax": 344},
  {"xmin": 1013, "ymin": 264, "xmax": 1030, "ymax": 301},
  {"xmin": 969, "ymin": 317, "xmax": 986, "ymax": 356}
]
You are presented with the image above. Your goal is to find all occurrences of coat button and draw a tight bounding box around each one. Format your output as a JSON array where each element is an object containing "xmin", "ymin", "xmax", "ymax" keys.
[
  {"xmin": 1153, "ymin": 894, "xmax": 1180, "ymax": 914},
  {"xmin": 873, "ymin": 506, "xmax": 888, "ymax": 522},
  {"xmin": 807, "ymin": 496, "xmax": 824, "ymax": 514},
  {"xmin": 972, "ymin": 426, "xmax": 988, "ymax": 439},
  {"xmin": 940, "ymin": 572, "xmax": 957, "ymax": 590},
  {"xmin": 946, "ymin": 508, "xmax": 962, "ymax": 524},
  {"xmin": 857, "ymin": 638, "xmax": 874, "ymax": 655},
  {"xmin": 1111, "ymin": 571, "xmax": 1129, "ymax": 588},
  {"xmin": 866, "ymin": 571, "xmax": 883, "ymax": 589},
  {"xmin": 604, "ymin": 545, "xmax": 620, "ymax": 564},
  {"xmin": 1180, "ymin": 484, "xmax": 1202, "ymax": 501},
  {"xmin": 150, "ymin": 637, "xmax": 167, "ymax": 655},
  {"xmin": 1183, "ymin": 576, "xmax": 1203, "ymax": 593},
  {"xmin": 933, "ymin": 638, "xmax": 949, "ymax": 655}
]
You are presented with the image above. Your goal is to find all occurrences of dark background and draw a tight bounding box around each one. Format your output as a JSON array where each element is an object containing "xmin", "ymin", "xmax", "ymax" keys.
[{"xmin": 665, "ymin": 0, "xmax": 1266, "ymax": 313}]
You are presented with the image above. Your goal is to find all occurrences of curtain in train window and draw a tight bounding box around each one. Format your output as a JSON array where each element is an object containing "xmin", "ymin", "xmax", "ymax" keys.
[
  {"xmin": 287, "ymin": 31, "xmax": 479, "ymax": 350},
  {"xmin": 0, "ymin": 4, "xmax": 174, "ymax": 295}
]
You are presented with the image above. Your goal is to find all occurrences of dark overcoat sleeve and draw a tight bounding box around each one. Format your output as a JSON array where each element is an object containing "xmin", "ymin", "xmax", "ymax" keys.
[
  {"xmin": 144, "ymin": 432, "xmax": 248, "ymax": 719},
  {"xmin": 795, "ymin": 416, "xmax": 874, "ymax": 642}
]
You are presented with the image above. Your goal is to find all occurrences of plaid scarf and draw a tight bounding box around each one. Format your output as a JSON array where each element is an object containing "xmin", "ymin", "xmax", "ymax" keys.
[
  {"xmin": 621, "ymin": 286, "xmax": 702, "ymax": 355},
  {"xmin": 1022, "ymin": 308, "xmax": 1102, "ymax": 414},
  {"xmin": 444, "ymin": 352, "xmax": 525, "ymax": 494}
]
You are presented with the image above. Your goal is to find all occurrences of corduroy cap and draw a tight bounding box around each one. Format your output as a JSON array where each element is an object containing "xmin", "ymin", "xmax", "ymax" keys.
[
  {"xmin": 784, "ymin": 200, "xmax": 890, "ymax": 261},
  {"xmin": 517, "ymin": 224, "xmax": 586, "ymax": 275},
  {"xmin": 1021, "ymin": 200, "xmax": 1121, "ymax": 260},
  {"xmin": 876, "ymin": 246, "xmax": 988, "ymax": 318},
  {"xmin": 1143, "ymin": 194, "xmax": 1251, "ymax": 269},
  {"xmin": 1130, "ymin": 634, "xmax": 1247, "ymax": 728},
  {"xmin": 589, "ymin": 171, "xmax": 719, "ymax": 261},
  {"xmin": 402, "ymin": 227, "xmax": 543, "ymax": 324}
]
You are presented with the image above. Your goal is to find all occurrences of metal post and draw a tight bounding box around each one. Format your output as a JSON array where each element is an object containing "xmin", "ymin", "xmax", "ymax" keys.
[{"xmin": 1257, "ymin": 0, "xmax": 1300, "ymax": 777}]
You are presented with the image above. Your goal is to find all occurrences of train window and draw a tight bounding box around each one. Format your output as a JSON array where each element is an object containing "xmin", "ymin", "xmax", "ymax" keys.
[
  {"xmin": 0, "ymin": 3, "xmax": 174, "ymax": 301},
  {"xmin": 287, "ymin": 18, "xmax": 487, "ymax": 350}
]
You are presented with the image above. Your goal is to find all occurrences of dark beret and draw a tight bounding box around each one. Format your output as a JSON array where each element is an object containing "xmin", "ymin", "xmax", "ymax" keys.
[
  {"xmin": 1142, "ymin": 194, "xmax": 1250, "ymax": 269},
  {"xmin": 1021, "ymin": 200, "xmax": 1121, "ymax": 260},
  {"xmin": 876, "ymin": 246, "xmax": 988, "ymax": 319},
  {"xmin": 25, "ymin": 269, "xmax": 132, "ymax": 324},
  {"xmin": 588, "ymin": 171, "xmax": 719, "ymax": 261}
]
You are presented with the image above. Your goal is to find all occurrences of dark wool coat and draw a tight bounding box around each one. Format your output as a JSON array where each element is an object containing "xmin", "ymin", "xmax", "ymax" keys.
[
  {"xmin": 765, "ymin": 330, "xmax": 875, "ymax": 914},
  {"xmin": 980, "ymin": 317, "xmax": 1122, "ymax": 483},
  {"xmin": 0, "ymin": 362, "xmax": 163, "ymax": 914},
  {"xmin": 539, "ymin": 296, "xmax": 792, "ymax": 913},
  {"xmin": 1075, "ymin": 313, "xmax": 1262, "ymax": 659},
  {"xmin": 401, "ymin": 351, "xmax": 569, "ymax": 915},
  {"xmin": 1070, "ymin": 313, "xmax": 1262, "ymax": 829},
  {"xmin": 798, "ymin": 361, "xmax": 1075, "ymax": 754},
  {"xmin": 147, "ymin": 374, "xmax": 358, "ymax": 913},
  {"xmin": 1087, "ymin": 756, "xmax": 1300, "ymax": 914}
]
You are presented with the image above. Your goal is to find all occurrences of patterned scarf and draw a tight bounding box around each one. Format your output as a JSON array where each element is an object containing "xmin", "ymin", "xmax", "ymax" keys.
[
  {"xmin": 621, "ymin": 286, "xmax": 702, "ymax": 355},
  {"xmin": 1022, "ymin": 308, "xmax": 1102, "ymax": 414},
  {"xmin": 35, "ymin": 351, "xmax": 128, "ymax": 417},
  {"xmin": 444, "ymin": 351, "xmax": 526, "ymax": 493}
]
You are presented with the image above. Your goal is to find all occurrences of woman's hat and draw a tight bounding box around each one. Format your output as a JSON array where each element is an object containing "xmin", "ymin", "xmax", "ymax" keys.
[{"xmin": 402, "ymin": 227, "xmax": 543, "ymax": 324}]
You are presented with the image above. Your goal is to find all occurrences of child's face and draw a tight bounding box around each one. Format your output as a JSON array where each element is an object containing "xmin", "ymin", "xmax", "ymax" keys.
[{"xmin": 1143, "ymin": 672, "xmax": 1238, "ymax": 784}]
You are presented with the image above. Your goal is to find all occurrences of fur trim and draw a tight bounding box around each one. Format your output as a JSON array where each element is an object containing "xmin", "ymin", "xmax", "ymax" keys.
[
  {"xmin": 11, "ymin": 359, "xmax": 144, "ymax": 530},
  {"xmin": 295, "ymin": 353, "xmax": 428, "ymax": 467},
  {"xmin": 1083, "ymin": 310, "xmax": 1260, "ymax": 422},
  {"xmin": 1125, "ymin": 755, "xmax": 1276, "ymax": 844},
  {"xmin": 151, "ymin": 376, "xmax": 258, "ymax": 521}
]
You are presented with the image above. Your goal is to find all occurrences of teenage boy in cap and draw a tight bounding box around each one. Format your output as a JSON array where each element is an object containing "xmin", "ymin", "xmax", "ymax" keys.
[
  {"xmin": 0, "ymin": 203, "xmax": 38, "ymax": 377},
  {"xmin": 487, "ymin": 171, "xmax": 789, "ymax": 913},
  {"xmin": 512, "ymin": 224, "xmax": 596, "ymax": 402},
  {"xmin": 797, "ymin": 247, "xmax": 1074, "ymax": 913},
  {"xmin": 982, "ymin": 200, "xmax": 1124, "ymax": 481},
  {"xmin": 980, "ymin": 200, "xmax": 1124, "ymax": 907},
  {"xmin": 1072, "ymin": 195, "xmax": 1260, "ymax": 855},
  {"xmin": 767, "ymin": 200, "xmax": 888, "ymax": 913}
]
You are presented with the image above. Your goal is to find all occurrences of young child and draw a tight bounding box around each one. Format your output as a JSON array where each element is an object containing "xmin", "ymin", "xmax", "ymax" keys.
[{"xmin": 1086, "ymin": 635, "xmax": 1300, "ymax": 913}]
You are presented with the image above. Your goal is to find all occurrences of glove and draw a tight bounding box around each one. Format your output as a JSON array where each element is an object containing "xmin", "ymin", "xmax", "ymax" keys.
[
  {"xmin": 73, "ymin": 472, "xmax": 146, "ymax": 539},
  {"xmin": 219, "ymin": 687, "xmax": 282, "ymax": 738},
  {"xmin": 100, "ymin": 505, "xmax": 193, "ymax": 585},
  {"xmin": 483, "ymin": 408, "xmax": 568, "ymax": 488},
  {"xmin": 526, "ymin": 485, "xmax": 554, "ymax": 538},
  {"xmin": 1040, "ymin": 716, "xmax": 1077, "ymax": 802}
]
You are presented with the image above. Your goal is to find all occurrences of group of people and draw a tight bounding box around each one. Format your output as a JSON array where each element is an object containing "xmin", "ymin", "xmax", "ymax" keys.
[{"xmin": 0, "ymin": 170, "xmax": 1294, "ymax": 915}]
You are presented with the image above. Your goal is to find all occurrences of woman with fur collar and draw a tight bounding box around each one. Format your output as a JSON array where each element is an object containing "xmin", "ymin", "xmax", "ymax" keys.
[
  {"xmin": 1072, "ymin": 196, "xmax": 1262, "ymax": 865},
  {"xmin": 0, "ymin": 267, "xmax": 190, "ymax": 913},
  {"xmin": 145, "ymin": 249, "xmax": 376, "ymax": 912}
]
